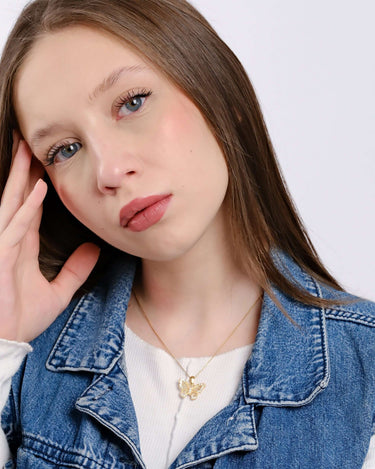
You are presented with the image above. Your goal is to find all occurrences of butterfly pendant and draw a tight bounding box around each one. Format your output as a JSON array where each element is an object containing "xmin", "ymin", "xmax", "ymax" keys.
[{"xmin": 178, "ymin": 376, "xmax": 206, "ymax": 400}]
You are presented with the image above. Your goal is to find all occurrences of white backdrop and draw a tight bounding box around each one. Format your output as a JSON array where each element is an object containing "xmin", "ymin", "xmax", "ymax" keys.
[{"xmin": 1, "ymin": 0, "xmax": 374, "ymax": 300}]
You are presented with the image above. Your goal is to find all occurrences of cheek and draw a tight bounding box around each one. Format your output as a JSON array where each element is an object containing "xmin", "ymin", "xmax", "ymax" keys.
[
  {"xmin": 57, "ymin": 185, "xmax": 76, "ymax": 210},
  {"xmin": 151, "ymin": 93, "xmax": 198, "ymax": 144},
  {"xmin": 152, "ymin": 98, "xmax": 225, "ymax": 173},
  {"xmin": 51, "ymin": 178, "xmax": 88, "ymax": 222}
]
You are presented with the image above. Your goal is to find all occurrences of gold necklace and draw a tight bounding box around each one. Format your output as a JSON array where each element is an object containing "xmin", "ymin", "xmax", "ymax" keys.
[{"xmin": 132, "ymin": 290, "xmax": 262, "ymax": 401}]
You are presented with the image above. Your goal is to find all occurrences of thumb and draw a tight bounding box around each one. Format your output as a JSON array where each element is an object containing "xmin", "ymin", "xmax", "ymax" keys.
[{"xmin": 51, "ymin": 243, "xmax": 100, "ymax": 308}]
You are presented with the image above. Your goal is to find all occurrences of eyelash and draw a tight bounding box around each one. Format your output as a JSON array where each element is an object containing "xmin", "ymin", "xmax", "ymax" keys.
[
  {"xmin": 113, "ymin": 88, "xmax": 152, "ymax": 115},
  {"xmin": 44, "ymin": 88, "xmax": 152, "ymax": 166},
  {"xmin": 45, "ymin": 140, "xmax": 75, "ymax": 167}
]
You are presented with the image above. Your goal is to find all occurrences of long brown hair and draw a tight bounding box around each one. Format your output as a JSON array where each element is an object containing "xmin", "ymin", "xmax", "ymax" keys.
[{"xmin": 0, "ymin": 0, "xmax": 346, "ymax": 307}]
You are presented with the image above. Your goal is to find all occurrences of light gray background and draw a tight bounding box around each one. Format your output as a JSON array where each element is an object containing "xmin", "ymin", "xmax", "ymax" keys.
[{"xmin": 1, "ymin": 1, "xmax": 374, "ymax": 300}]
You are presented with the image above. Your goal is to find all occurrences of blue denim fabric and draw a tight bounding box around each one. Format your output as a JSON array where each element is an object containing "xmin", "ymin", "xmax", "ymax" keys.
[{"xmin": 2, "ymin": 252, "xmax": 375, "ymax": 468}]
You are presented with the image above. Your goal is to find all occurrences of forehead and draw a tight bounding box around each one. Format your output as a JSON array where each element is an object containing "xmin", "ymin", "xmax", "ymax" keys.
[
  {"xmin": 14, "ymin": 26, "xmax": 155, "ymax": 135},
  {"xmin": 16, "ymin": 26, "xmax": 147, "ymax": 94}
]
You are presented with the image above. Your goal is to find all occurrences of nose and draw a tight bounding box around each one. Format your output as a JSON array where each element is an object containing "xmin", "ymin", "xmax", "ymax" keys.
[{"xmin": 91, "ymin": 140, "xmax": 141, "ymax": 194}]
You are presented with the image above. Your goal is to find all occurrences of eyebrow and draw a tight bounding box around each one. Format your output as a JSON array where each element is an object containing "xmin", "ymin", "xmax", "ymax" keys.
[
  {"xmin": 88, "ymin": 64, "xmax": 148, "ymax": 103},
  {"xmin": 30, "ymin": 64, "xmax": 148, "ymax": 148}
]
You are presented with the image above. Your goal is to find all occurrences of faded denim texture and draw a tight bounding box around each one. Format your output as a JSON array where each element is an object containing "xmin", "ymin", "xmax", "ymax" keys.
[{"xmin": 2, "ymin": 252, "xmax": 375, "ymax": 468}]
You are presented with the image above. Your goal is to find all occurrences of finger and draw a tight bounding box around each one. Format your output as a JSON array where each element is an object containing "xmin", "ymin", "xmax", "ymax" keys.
[
  {"xmin": 12, "ymin": 130, "xmax": 21, "ymax": 158},
  {"xmin": 30, "ymin": 156, "xmax": 45, "ymax": 186},
  {"xmin": 29, "ymin": 186, "xmax": 44, "ymax": 233},
  {"xmin": 22, "ymin": 157, "xmax": 46, "ymax": 255},
  {"xmin": 22, "ymin": 186, "xmax": 45, "ymax": 260},
  {"xmin": 0, "ymin": 179, "xmax": 47, "ymax": 248},
  {"xmin": 50, "ymin": 243, "xmax": 100, "ymax": 309},
  {"xmin": 25, "ymin": 153, "xmax": 45, "ymax": 200},
  {"xmin": 21, "ymin": 202, "xmax": 44, "ymax": 261},
  {"xmin": 0, "ymin": 141, "xmax": 33, "ymax": 232},
  {"xmin": 26, "ymin": 153, "xmax": 46, "ymax": 233},
  {"xmin": 7, "ymin": 138, "xmax": 30, "ymax": 189}
]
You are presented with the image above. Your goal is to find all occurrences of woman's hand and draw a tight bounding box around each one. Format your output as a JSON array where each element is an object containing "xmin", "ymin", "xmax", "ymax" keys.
[{"xmin": 0, "ymin": 133, "xmax": 100, "ymax": 343}]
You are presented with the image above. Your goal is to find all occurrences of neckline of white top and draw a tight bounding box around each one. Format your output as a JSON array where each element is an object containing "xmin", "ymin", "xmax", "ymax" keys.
[{"xmin": 124, "ymin": 323, "xmax": 253, "ymax": 360}]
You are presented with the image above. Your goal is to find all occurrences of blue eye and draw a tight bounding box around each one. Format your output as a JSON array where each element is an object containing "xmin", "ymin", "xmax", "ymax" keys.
[
  {"xmin": 116, "ymin": 90, "xmax": 152, "ymax": 118},
  {"xmin": 121, "ymin": 96, "xmax": 145, "ymax": 115},
  {"xmin": 46, "ymin": 142, "xmax": 82, "ymax": 166},
  {"xmin": 59, "ymin": 143, "xmax": 81, "ymax": 159}
]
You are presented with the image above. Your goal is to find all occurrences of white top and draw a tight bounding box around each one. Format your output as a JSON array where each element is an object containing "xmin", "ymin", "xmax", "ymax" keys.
[
  {"xmin": 124, "ymin": 325, "xmax": 253, "ymax": 468},
  {"xmin": 0, "ymin": 336, "xmax": 375, "ymax": 468}
]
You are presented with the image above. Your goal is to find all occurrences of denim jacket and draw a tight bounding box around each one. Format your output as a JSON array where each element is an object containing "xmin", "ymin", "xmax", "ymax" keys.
[{"xmin": 2, "ymin": 252, "xmax": 375, "ymax": 468}]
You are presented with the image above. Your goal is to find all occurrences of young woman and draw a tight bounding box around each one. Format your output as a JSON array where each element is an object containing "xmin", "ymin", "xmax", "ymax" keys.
[{"xmin": 0, "ymin": 0, "xmax": 374, "ymax": 467}]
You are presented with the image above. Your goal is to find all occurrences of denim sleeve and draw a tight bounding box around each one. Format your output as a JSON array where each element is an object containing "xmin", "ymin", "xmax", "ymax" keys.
[{"xmin": 0, "ymin": 340, "xmax": 32, "ymax": 467}]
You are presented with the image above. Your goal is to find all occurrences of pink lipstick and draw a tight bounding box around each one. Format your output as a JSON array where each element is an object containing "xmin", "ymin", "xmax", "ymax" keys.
[{"xmin": 119, "ymin": 194, "xmax": 172, "ymax": 232}]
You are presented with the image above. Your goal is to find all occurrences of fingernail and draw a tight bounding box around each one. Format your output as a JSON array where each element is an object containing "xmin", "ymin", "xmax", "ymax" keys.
[{"xmin": 34, "ymin": 179, "xmax": 46, "ymax": 190}]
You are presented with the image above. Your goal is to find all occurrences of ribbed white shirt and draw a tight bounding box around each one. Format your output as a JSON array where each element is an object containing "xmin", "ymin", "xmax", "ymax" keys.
[{"xmin": 124, "ymin": 325, "xmax": 253, "ymax": 468}]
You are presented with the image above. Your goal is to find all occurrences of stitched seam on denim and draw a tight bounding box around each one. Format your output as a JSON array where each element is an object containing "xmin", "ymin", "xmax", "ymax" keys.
[
  {"xmin": 23, "ymin": 432, "xmax": 120, "ymax": 469},
  {"xmin": 77, "ymin": 372, "xmax": 110, "ymax": 398},
  {"xmin": 21, "ymin": 449, "xmax": 96, "ymax": 469},
  {"xmin": 303, "ymin": 275, "xmax": 330, "ymax": 399},
  {"xmin": 310, "ymin": 277, "xmax": 330, "ymax": 387},
  {"xmin": 249, "ymin": 405, "xmax": 258, "ymax": 443},
  {"xmin": 325, "ymin": 310, "xmax": 375, "ymax": 327},
  {"xmin": 279, "ymin": 256, "xmax": 320, "ymax": 297},
  {"xmin": 245, "ymin": 380, "xmax": 328, "ymax": 407},
  {"xmin": 245, "ymin": 272, "xmax": 328, "ymax": 405},
  {"xmin": 46, "ymin": 294, "xmax": 91, "ymax": 368},
  {"xmin": 74, "ymin": 406, "xmax": 145, "ymax": 469},
  {"xmin": 175, "ymin": 442, "xmax": 258, "ymax": 469},
  {"xmin": 302, "ymin": 273, "xmax": 321, "ymax": 296},
  {"xmin": 46, "ymin": 293, "xmax": 124, "ymax": 374},
  {"xmin": 117, "ymin": 352, "xmax": 128, "ymax": 378},
  {"xmin": 175, "ymin": 405, "xmax": 257, "ymax": 467}
]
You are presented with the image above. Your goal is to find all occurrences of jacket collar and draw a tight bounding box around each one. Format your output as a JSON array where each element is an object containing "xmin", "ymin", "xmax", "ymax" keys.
[
  {"xmin": 243, "ymin": 251, "xmax": 330, "ymax": 406},
  {"xmin": 46, "ymin": 252, "xmax": 329, "ymax": 406},
  {"xmin": 46, "ymin": 255, "xmax": 137, "ymax": 374}
]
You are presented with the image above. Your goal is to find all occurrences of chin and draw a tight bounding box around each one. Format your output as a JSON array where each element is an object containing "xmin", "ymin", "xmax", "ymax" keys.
[{"xmin": 114, "ymin": 233, "xmax": 199, "ymax": 263}]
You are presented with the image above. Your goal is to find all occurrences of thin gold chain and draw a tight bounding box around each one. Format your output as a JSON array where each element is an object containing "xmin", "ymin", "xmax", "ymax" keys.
[{"xmin": 132, "ymin": 290, "xmax": 262, "ymax": 380}]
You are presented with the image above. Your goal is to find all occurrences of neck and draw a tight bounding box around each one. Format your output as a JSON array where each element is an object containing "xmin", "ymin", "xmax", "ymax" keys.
[{"xmin": 126, "ymin": 221, "xmax": 262, "ymax": 357}]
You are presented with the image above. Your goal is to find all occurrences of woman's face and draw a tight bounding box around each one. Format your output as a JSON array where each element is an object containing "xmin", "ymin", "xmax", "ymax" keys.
[{"xmin": 15, "ymin": 27, "xmax": 229, "ymax": 261}]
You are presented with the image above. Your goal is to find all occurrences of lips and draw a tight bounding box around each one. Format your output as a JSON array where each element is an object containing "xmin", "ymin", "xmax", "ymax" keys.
[{"xmin": 119, "ymin": 194, "xmax": 172, "ymax": 232}]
